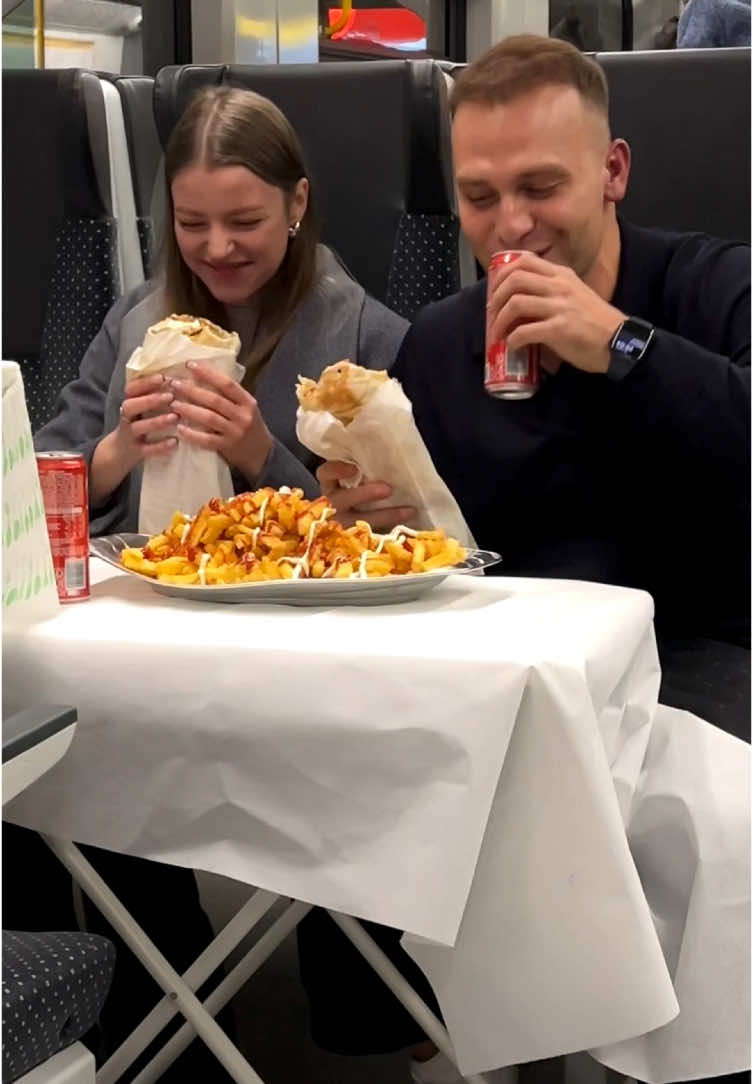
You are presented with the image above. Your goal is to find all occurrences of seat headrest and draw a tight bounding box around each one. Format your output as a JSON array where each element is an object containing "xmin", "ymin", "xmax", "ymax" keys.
[
  {"xmin": 110, "ymin": 75, "xmax": 163, "ymax": 217},
  {"xmin": 153, "ymin": 64, "xmax": 227, "ymax": 150},
  {"xmin": 153, "ymin": 60, "xmax": 453, "ymax": 214},
  {"xmin": 2, "ymin": 68, "xmax": 108, "ymax": 358},
  {"xmin": 597, "ymin": 47, "xmax": 751, "ymax": 241}
]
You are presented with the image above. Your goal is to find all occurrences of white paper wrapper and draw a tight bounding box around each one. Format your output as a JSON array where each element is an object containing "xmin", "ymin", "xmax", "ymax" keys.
[
  {"xmin": 2, "ymin": 361, "xmax": 60, "ymax": 621},
  {"xmin": 125, "ymin": 328, "xmax": 243, "ymax": 535},
  {"xmin": 296, "ymin": 379, "xmax": 476, "ymax": 547}
]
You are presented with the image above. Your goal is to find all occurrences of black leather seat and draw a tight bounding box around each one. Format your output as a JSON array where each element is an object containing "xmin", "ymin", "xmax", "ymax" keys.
[
  {"xmin": 1, "ymin": 70, "xmax": 120, "ymax": 433},
  {"xmin": 596, "ymin": 46, "xmax": 751, "ymax": 241},
  {"xmin": 152, "ymin": 60, "xmax": 459, "ymax": 319}
]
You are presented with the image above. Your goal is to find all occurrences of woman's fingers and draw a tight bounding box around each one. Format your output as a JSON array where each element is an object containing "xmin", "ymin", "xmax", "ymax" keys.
[
  {"xmin": 171, "ymin": 398, "xmax": 234, "ymax": 434},
  {"xmin": 175, "ymin": 424, "xmax": 221, "ymax": 451},
  {"xmin": 141, "ymin": 436, "xmax": 178, "ymax": 458},
  {"xmin": 184, "ymin": 362, "xmax": 249, "ymax": 406},
  {"xmin": 130, "ymin": 413, "xmax": 178, "ymax": 443},
  {"xmin": 123, "ymin": 375, "xmax": 168, "ymax": 400},
  {"xmin": 121, "ymin": 390, "xmax": 175, "ymax": 422},
  {"xmin": 171, "ymin": 378, "xmax": 241, "ymax": 423}
]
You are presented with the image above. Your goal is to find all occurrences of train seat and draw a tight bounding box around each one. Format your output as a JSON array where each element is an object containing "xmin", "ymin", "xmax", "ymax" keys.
[
  {"xmin": 1, "ymin": 70, "xmax": 142, "ymax": 432},
  {"xmin": 596, "ymin": 46, "xmax": 750, "ymax": 242}
]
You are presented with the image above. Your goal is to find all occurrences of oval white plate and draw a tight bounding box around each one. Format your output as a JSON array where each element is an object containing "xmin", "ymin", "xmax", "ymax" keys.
[{"xmin": 91, "ymin": 534, "xmax": 501, "ymax": 607}]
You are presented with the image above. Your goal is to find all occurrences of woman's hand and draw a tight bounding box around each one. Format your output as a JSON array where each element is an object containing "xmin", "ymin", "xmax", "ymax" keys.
[
  {"xmin": 89, "ymin": 375, "xmax": 178, "ymax": 506},
  {"xmin": 117, "ymin": 374, "xmax": 179, "ymax": 464},
  {"xmin": 317, "ymin": 461, "xmax": 416, "ymax": 529},
  {"xmin": 170, "ymin": 361, "xmax": 273, "ymax": 482}
]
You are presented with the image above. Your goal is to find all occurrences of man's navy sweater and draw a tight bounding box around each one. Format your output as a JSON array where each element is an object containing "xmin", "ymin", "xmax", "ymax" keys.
[{"xmin": 392, "ymin": 219, "xmax": 751, "ymax": 645}]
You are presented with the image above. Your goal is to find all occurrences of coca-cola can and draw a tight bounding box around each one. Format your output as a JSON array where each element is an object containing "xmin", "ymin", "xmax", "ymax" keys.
[
  {"xmin": 36, "ymin": 451, "xmax": 90, "ymax": 602},
  {"xmin": 485, "ymin": 250, "xmax": 540, "ymax": 399}
]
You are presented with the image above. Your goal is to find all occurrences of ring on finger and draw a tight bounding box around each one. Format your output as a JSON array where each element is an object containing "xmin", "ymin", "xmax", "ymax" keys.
[{"xmin": 119, "ymin": 404, "xmax": 131, "ymax": 424}]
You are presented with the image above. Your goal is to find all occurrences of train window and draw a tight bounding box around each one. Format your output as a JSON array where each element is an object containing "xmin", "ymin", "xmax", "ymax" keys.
[
  {"xmin": 2, "ymin": 0, "xmax": 143, "ymax": 73},
  {"xmin": 2, "ymin": 0, "xmax": 37, "ymax": 68},
  {"xmin": 633, "ymin": 0, "xmax": 682, "ymax": 49},
  {"xmin": 548, "ymin": 1, "xmax": 624, "ymax": 52},
  {"xmin": 548, "ymin": 2, "xmax": 691, "ymax": 54},
  {"xmin": 319, "ymin": 0, "xmax": 451, "ymax": 59}
]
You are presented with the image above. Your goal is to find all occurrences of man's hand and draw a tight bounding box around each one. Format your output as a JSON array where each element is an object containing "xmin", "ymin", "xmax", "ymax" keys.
[
  {"xmin": 487, "ymin": 252, "xmax": 626, "ymax": 374},
  {"xmin": 317, "ymin": 461, "xmax": 416, "ymax": 529}
]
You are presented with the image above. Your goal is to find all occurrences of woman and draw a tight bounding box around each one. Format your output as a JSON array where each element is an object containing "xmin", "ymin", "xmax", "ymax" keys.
[
  {"xmin": 8, "ymin": 86, "xmax": 408, "ymax": 1080},
  {"xmin": 35, "ymin": 85, "xmax": 409, "ymax": 532}
]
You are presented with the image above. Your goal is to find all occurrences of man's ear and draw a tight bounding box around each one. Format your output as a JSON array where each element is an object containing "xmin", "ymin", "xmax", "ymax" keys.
[{"xmin": 604, "ymin": 138, "xmax": 630, "ymax": 204}]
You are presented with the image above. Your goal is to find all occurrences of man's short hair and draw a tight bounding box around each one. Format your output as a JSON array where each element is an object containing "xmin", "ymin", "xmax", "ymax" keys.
[{"xmin": 449, "ymin": 34, "xmax": 610, "ymax": 121}]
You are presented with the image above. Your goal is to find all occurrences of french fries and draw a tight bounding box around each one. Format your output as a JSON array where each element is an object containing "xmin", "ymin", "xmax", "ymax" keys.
[{"xmin": 120, "ymin": 487, "xmax": 467, "ymax": 585}]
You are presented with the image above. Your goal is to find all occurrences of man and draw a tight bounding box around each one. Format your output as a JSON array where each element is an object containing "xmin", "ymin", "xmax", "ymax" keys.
[
  {"xmin": 309, "ymin": 34, "xmax": 750, "ymax": 1084},
  {"xmin": 322, "ymin": 33, "xmax": 750, "ymax": 743}
]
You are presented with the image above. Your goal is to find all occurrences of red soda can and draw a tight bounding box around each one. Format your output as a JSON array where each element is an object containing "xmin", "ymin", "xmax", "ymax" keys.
[
  {"xmin": 485, "ymin": 250, "xmax": 540, "ymax": 399},
  {"xmin": 36, "ymin": 451, "xmax": 90, "ymax": 602}
]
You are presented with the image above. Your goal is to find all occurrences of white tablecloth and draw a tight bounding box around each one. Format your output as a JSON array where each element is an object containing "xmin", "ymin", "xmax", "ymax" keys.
[{"xmin": 3, "ymin": 563, "xmax": 749, "ymax": 1081}]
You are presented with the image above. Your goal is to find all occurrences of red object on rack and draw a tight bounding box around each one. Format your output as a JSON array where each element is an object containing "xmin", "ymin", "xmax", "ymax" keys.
[{"xmin": 327, "ymin": 7, "xmax": 427, "ymax": 48}]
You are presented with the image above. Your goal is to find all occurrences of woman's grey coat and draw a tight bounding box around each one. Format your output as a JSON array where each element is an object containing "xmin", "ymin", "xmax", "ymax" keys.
[{"xmin": 35, "ymin": 246, "xmax": 409, "ymax": 535}]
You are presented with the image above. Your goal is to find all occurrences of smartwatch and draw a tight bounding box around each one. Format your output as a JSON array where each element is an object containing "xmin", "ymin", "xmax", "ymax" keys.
[{"xmin": 607, "ymin": 316, "xmax": 655, "ymax": 381}]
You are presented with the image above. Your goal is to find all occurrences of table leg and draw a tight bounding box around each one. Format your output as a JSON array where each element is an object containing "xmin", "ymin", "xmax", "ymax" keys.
[
  {"xmin": 42, "ymin": 836, "xmax": 267, "ymax": 1084},
  {"xmin": 327, "ymin": 910, "xmax": 511, "ymax": 1084},
  {"xmin": 98, "ymin": 887, "xmax": 281, "ymax": 1084},
  {"xmin": 130, "ymin": 901, "xmax": 312, "ymax": 1084},
  {"xmin": 44, "ymin": 835, "xmax": 514, "ymax": 1083}
]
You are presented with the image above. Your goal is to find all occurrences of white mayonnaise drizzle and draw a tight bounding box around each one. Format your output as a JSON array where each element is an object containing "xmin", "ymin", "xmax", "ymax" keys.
[
  {"xmin": 198, "ymin": 552, "xmax": 211, "ymax": 585},
  {"xmin": 278, "ymin": 505, "xmax": 334, "ymax": 579},
  {"xmin": 274, "ymin": 521, "xmax": 420, "ymax": 581},
  {"xmin": 354, "ymin": 526, "xmax": 420, "ymax": 579}
]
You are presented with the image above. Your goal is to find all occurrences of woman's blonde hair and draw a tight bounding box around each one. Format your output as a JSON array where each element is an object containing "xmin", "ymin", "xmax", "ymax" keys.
[{"xmin": 161, "ymin": 86, "xmax": 319, "ymax": 385}]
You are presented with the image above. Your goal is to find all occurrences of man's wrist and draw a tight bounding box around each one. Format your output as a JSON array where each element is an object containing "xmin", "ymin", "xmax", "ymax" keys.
[{"xmin": 607, "ymin": 316, "xmax": 656, "ymax": 382}]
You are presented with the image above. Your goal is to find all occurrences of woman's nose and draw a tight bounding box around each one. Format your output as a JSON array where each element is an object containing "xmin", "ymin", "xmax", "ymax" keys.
[{"xmin": 205, "ymin": 228, "xmax": 234, "ymax": 259}]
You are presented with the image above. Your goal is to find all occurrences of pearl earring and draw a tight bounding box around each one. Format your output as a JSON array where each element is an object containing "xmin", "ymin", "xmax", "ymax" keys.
[{"xmin": 288, "ymin": 221, "xmax": 301, "ymax": 239}]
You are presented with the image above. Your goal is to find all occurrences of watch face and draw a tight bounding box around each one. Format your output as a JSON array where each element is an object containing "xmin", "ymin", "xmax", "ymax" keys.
[{"xmin": 614, "ymin": 319, "xmax": 654, "ymax": 361}]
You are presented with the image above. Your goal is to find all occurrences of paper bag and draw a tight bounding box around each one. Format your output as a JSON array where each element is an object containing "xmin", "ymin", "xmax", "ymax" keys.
[
  {"xmin": 296, "ymin": 379, "xmax": 476, "ymax": 547},
  {"xmin": 2, "ymin": 361, "xmax": 60, "ymax": 620},
  {"xmin": 126, "ymin": 327, "xmax": 243, "ymax": 535}
]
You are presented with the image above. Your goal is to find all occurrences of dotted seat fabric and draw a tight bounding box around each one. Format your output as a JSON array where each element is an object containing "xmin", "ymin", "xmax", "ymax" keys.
[
  {"xmin": 384, "ymin": 213, "xmax": 461, "ymax": 321},
  {"xmin": 2, "ymin": 930, "xmax": 115, "ymax": 1083},
  {"xmin": 23, "ymin": 218, "xmax": 119, "ymax": 435},
  {"xmin": 137, "ymin": 218, "xmax": 156, "ymax": 281}
]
